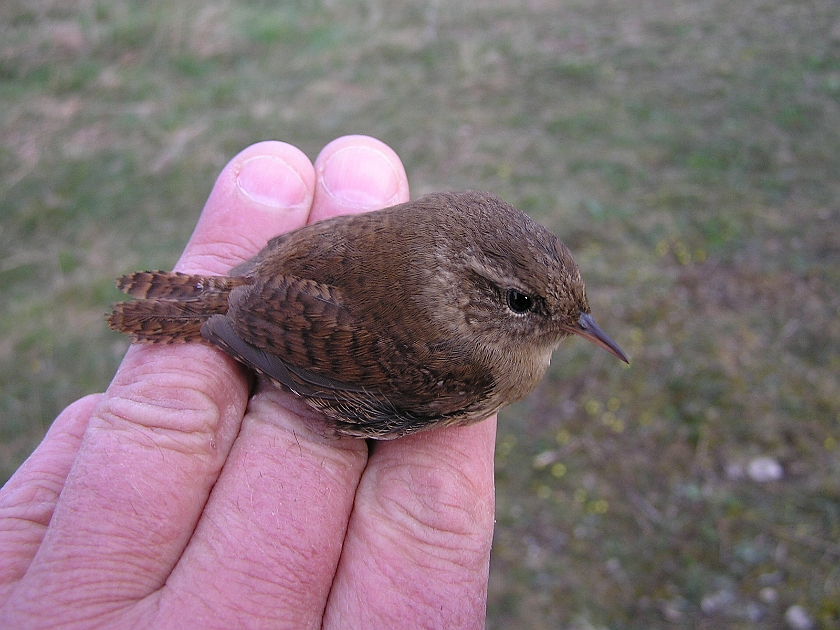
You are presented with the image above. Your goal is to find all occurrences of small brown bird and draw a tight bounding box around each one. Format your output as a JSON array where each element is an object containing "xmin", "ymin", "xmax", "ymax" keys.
[{"xmin": 108, "ymin": 191, "xmax": 628, "ymax": 439}]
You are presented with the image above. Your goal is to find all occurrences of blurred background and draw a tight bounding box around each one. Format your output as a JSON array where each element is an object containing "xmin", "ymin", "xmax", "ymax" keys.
[{"xmin": 2, "ymin": 0, "xmax": 838, "ymax": 627}]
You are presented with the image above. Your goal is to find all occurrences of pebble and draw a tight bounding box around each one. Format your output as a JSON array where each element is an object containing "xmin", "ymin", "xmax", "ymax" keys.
[
  {"xmin": 747, "ymin": 457, "xmax": 784, "ymax": 482},
  {"xmin": 700, "ymin": 589, "xmax": 735, "ymax": 614},
  {"xmin": 785, "ymin": 605, "xmax": 814, "ymax": 630},
  {"xmin": 759, "ymin": 587, "xmax": 778, "ymax": 604}
]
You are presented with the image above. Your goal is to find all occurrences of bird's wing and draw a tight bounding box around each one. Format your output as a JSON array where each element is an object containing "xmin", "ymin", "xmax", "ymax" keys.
[
  {"xmin": 200, "ymin": 275, "xmax": 379, "ymax": 398},
  {"xmin": 200, "ymin": 274, "xmax": 490, "ymax": 437}
]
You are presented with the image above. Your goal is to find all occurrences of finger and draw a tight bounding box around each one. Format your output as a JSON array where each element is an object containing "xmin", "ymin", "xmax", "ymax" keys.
[
  {"xmin": 324, "ymin": 420, "xmax": 497, "ymax": 629},
  {"xmin": 311, "ymin": 134, "xmax": 409, "ymax": 222},
  {"xmin": 0, "ymin": 393, "xmax": 101, "ymax": 604},
  {"xmin": 177, "ymin": 141, "xmax": 315, "ymax": 274},
  {"xmin": 2, "ymin": 142, "xmax": 317, "ymax": 624},
  {"xmin": 157, "ymin": 136, "xmax": 412, "ymax": 628}
]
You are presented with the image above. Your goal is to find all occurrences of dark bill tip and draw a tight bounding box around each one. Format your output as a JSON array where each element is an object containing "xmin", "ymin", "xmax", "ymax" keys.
[{"xmin": 572, "ymin": 313, "xmax": 630, "ymax": 364}]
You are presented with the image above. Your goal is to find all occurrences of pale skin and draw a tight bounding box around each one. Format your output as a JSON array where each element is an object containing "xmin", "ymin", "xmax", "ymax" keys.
[{"xmin": 0, "ymin": 136, "xmax": 495, "ymax": 629}]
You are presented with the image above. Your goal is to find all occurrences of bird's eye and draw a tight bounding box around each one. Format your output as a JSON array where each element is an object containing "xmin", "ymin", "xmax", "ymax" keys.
[{"xmin": 506, "ymin": 289, "xmax": 533, "ymax": 313}]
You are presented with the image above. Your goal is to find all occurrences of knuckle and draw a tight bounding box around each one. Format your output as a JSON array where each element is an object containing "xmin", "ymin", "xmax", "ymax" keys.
[{"xmin": 371, "ymin": 455, "xmax": 494, "ymax": 565}]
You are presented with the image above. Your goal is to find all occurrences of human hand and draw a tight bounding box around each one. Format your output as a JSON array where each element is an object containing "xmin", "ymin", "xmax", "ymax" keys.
[{"xmin": 0, "ymin": 136, "xmax": 496, "ymax": 629}]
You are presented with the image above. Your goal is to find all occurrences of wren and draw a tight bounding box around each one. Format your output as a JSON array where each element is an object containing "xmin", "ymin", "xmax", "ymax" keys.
[{"xmin": 108, "ymin": 191, "xmax": 628, "ymax": 439}]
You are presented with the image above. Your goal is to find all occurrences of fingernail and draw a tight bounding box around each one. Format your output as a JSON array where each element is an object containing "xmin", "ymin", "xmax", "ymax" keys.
[
  {"xmin": 320, "ymin": 146, "xmax": 401, "ymax": 208},
  {"xmin": 237, "ymin": 155, "xmax": 308, "ymax": 209}
]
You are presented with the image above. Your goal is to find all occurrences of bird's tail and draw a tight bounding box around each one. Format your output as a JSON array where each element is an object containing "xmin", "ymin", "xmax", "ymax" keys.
[{"xmin": 107, "ymin": 271, "xmax": 247, "ymax": 343}]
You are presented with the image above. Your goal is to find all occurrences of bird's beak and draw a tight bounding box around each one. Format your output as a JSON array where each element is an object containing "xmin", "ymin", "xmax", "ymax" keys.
[{"xmin": 564, "ymin": 313, "xmax": 629, "ymax": 364}]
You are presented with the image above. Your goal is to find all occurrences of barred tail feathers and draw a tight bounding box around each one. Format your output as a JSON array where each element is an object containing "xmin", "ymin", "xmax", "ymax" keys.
[{"xmin": 108, "ymin": 271, "xmax": 246, "ymax": 343}]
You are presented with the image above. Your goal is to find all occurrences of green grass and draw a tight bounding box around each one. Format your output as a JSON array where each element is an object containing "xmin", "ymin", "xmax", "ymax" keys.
[{"xmin": 2, "ymin": 0, "xmax": 839, "ymax": 627}]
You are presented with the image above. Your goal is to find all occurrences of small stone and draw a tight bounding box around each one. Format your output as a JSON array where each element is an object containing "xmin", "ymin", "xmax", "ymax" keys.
[
  {"xmin": 701, "ymin": 589, "xmax": 735, "ymax": 614},
  {"xmin": 759, "ymin": 587, "xmax": 778, "ymax": 604},
  {"xmin": 532, "ymin": 449, "xmax": 558, "ymax": 469},
  {"xmin": 661, "ymin": 599, "xmax": 684, "ymax": 622},
  {"xmin": 785, "ymin": 605, "xmax": 814, "ymax": 630},
  {"xmin": 747, "ymin": 457, "xmax": 784, "ymax": 482}
]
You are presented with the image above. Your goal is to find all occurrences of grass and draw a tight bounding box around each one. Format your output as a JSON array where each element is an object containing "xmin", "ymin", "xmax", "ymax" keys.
[{"xmin": 2, "ymin": 0, "xmax": 839, "ymax": 627}]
